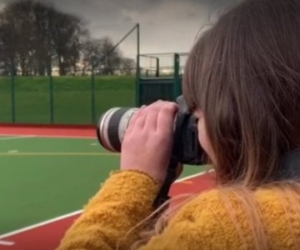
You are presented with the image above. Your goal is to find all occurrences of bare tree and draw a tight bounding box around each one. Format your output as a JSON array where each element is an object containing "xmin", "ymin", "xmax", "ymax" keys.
[
  {"xmin": 50, "ymin": 10, "xmax": 86, "ymax": 75},
  {"xmin": 0, "ymin": 0, "xmax": 131, "ymax": 77},
  {"xmin": 119, "ymin": 58, "xmax": 135, "ymax": 76},
  {"xmin": 80, "ymin": 37, "xmax": 102, "ymax": 76},
  {"xmin": 0, "ymin": 0, "xmax": 88, "ymax": 76},
  {"xmin": 80, "ymin": 36, "xmax": 124, "ymax": 76}
]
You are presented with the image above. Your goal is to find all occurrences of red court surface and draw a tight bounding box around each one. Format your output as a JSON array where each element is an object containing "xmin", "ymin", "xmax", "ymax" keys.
[{"xmin": 0, "ymin": 124, "xmax": 96, "ymax": 138}]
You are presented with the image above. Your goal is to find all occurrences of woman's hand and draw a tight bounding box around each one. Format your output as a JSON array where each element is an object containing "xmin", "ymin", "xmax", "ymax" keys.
[{"xmin": 120, "ymin": 101, "xmax": 179, "ymax": 185}]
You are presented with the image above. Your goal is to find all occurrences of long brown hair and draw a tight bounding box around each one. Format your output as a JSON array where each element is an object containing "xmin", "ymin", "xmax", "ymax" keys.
[
  {"xmin": 128, "ymin": 0, "xmax": 300, "ymax": 249},
  {"xmin": 184, "ymin": 0, "xmax": 300, "ymax": 187}
]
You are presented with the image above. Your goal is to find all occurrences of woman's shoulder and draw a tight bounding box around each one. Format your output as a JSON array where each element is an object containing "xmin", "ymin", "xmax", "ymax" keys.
[
  {"xmin": 176, "ymin": 186, "xmax": 299, "ymax": 218},
  {"xmin": 180, "ymin": 185, "xmax": 299, "ymax": 208},
  {"xmin": 167, "ymin": 186, "xmax": 300, "ymax": 248}
]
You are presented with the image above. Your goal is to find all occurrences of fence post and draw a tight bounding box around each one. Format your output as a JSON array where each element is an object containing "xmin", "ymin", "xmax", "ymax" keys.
[
  {"xmin": 135, "ymin": 54, "xmax": 141, "ymax": 106},
  {"xmin": 135, "ymin": 23, "xmax": 140, "ymax": 107},
  {"xmin": 156, "ymin": 57, "xmax": 160, "ymax": 77},
  {"xmin": 47, "ymin": 28, "xmax": 54, "ymax": 124},
  {"xmin": 173, "ymin": 53, "xmax": 181, "ymax": 99},
  {"xmin": 91, "ymin": 57, "xmax": 96, "ymax": 124},
  {"xmin": 10, "ymin": 59, "xmax": 16, "ymax": 123},
  {"xmin": 48, "ymin": 62, "xmax": 54, "ymax": 124}
]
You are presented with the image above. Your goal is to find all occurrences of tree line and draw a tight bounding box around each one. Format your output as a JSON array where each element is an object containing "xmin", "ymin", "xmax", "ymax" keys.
[{"xmin": 0, "ymin": 0, "xmax": 135, "ymax": 76}]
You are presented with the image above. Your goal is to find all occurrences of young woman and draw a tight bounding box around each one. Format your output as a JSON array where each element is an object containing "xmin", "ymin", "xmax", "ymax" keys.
[{"xmin": 57, "ymin": 0, "xmax": 300, "ymax": 249}]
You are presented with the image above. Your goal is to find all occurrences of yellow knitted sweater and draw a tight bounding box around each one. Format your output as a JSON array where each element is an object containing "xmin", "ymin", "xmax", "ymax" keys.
[{"xmin": 57, "ymin": 170, "xmax": 300, "ymax": 250}]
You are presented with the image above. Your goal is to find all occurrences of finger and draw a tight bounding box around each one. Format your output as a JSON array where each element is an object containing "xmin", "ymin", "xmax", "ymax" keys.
[
  {"xmin": 144, "ymin": 101, "xmax": 164, "ymax": 131},
  {"xmin": 156, "ymin": 102, "xmax": 179, "ymax": 133},
  {"xmin": 127, "ymin": 106, "xmax": 146, "ymax": 133},
  {"xmin": 127, "ymin": 101, "xmax": 161, "ymax": 133},
  {"xmin": 133, "ymin": 108, "xmax": 147, "ymax": 130},
  {"xmin": 131, "ymin": 105, "xmax": 146, "ymax": 125}
]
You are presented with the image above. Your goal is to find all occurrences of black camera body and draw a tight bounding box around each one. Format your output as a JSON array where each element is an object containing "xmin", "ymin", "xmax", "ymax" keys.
[
  {"xmin": 96, "ymin": 95, "xmax": 204, "ymax": 166},
  {"xmin": 170, "ymin": 96, "xmax": 204, "ymax": 165}
]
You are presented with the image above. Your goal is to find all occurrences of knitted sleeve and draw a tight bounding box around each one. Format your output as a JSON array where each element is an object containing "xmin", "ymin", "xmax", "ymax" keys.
[{"xmin": 56, "ymin": 170, "xmax": 160, "ymax": 250}]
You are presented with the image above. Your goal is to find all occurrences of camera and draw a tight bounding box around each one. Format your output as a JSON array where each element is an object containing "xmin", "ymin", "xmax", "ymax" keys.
[{"xmin": 96, "ymin": 96, "xmax": 204, "ymax": 165}]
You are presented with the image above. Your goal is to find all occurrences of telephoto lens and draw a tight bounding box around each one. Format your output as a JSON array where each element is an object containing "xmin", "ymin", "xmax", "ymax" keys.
[{"xmin": 96, "ymin": 107, "xmax": 138, "ymax": 152}]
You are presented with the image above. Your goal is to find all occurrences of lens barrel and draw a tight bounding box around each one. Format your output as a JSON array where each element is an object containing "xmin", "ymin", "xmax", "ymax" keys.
[{"xmin": 96, "ymin": 107, "xmax": 138, "ymax": 152}]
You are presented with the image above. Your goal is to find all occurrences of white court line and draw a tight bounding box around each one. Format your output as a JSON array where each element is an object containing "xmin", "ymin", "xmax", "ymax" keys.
[
  {"xmin": 0, "ymin": 135, "xmax": 36, "ymax": 141},
  {"xmin": 0, "ymin": 134, "xmax": 95, "ymax": 139},
  {"xmin": 0, "ymin": 240, "xmax": 14, "ymax": 246},
  {"xmin": 0, "ymin": 211, "xmax": 82, "ymax": 240},
  {"xmin": 35, "ymin": 135, "xmax": 96, "ymax": 139},
  {"xmin": 0, "ymin": 170, "xmax": 212, "ymax": 240}
]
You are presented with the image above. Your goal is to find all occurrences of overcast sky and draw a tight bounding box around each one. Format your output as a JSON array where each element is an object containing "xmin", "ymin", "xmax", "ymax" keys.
[{"xmin": 3, "ymin": 0, "xmax": 241, "ymax": 60}]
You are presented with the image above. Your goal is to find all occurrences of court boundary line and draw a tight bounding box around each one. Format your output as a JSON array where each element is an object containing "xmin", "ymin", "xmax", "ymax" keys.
[
  {"xmin": 0, "ymin": 135, "xmax": 36, "ymax": 141},
  {"xmin": 0, "ymin": 240, "xmax": 14, "ymax": 246},
  {"xmin": 0, "ymin": 170, "xmax": 212, "ymax": 239},
  {"xmin": 0, "ymin": 134, "xmax": 95, "ymax": 139},
  {"xmin": 0, "ymin": 152, "xmax": 117, "ymax": 157}
]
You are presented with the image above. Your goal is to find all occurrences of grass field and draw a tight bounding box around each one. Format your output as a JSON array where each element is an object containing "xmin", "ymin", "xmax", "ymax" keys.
[
  {"xmin": 0, "ymin": 126, "xmax": 215, "ymax": 249},
  {"xmin": 0, "ymin": 76, "xmax": 136, "ymax": 125}
]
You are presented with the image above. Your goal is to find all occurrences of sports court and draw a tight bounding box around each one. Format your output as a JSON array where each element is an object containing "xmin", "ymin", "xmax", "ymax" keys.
[{"xmin": 0, "ymin": 125, "xmax": 215, "ymax": 250}]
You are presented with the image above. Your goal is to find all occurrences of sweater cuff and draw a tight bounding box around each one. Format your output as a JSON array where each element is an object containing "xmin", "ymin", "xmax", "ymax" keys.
[{"xmin": 86, "ymin": 170, "xmax": 160, "ymax": 211}]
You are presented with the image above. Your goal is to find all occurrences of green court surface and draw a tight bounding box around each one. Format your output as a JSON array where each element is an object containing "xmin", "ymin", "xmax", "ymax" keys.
[{"xmin": 0, "ymin": 135, "xmax": 203, "ymax": 235}]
